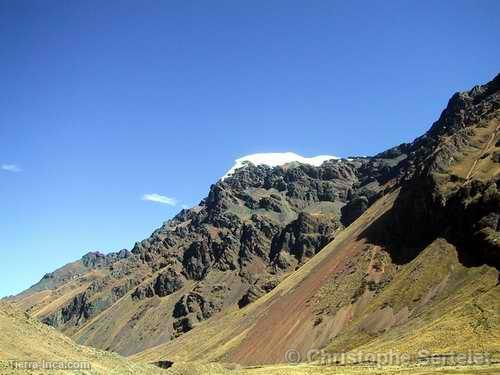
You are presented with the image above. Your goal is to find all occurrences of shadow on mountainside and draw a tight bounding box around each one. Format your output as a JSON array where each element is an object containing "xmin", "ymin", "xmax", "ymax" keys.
[{"xmin": 356, "ymin": 179, "xmax": 500, "ymax": 271}]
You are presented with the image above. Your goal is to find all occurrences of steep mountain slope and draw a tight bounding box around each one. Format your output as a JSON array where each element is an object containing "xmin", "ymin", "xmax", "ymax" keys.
[
  {"xmin": 134, "ymin": 195, "xmax": 499, "ymax": 365},
  {"xmin": 0, "ymin": 302, "xmax": 164, "ymax": 375},
  {"xmin": 133, "ymin": 74, "xmax": 500, "ymax": 365},
  {"xmin": 10, "ymin": 74, "xmax": 500, "ymax": 367}
]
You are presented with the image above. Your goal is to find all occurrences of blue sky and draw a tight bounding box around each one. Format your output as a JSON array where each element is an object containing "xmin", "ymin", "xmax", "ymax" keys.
[{"xmin": 1, "ymin": 1, "xmax": 499, "ymax": 297}]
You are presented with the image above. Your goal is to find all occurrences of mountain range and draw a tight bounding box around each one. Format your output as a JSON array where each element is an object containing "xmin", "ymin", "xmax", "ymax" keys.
[{"xmin": 3, "ymin": 74, "xmax": 500, "ymax": 374}]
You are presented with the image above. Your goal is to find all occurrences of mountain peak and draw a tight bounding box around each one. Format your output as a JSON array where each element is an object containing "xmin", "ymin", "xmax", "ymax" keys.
[{"xmin": 222, "ymin": 152, "xmax": 339, "ymax": 180}]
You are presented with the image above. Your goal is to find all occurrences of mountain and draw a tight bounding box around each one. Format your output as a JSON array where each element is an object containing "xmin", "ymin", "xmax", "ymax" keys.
[
  {"xmin": 134, "ymin": 74, "xmax": 500, "ymax": 365},
  {"xmin": 9, "ymin": 74, "xmax": 500, "ymax": 369},
  {"xmin": 10, "ymin": 145, "xmax": 399, "ymax": 356}
]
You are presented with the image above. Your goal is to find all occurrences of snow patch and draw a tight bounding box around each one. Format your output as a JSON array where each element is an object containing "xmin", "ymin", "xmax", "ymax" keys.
[{"xmin": 222, "ymin": 152, "xmax": 339, "ymax": 180}]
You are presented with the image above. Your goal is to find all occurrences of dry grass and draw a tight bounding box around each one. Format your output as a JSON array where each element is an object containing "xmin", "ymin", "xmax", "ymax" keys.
[
  {"xmin": 163, "ymin": 362, "xmax": 500, "ymax": 375},
  {"xmin": 0, "ymin": 302, "xmax": 164, "ymax": 375}
]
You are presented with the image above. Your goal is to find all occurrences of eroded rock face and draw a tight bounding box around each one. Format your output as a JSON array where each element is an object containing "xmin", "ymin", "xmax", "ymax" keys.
[
  {"xmin": 131, "ymin": 268, "xmax": 184, "ymax": 300},
  {"xmin": 272, "ymin": 212, "xmax": 339, "ymax": 265},
  {"xmin": 82, "ymin": 250, "xmax": 131, "ymax": 268},
  {"xmin": 171, "ymin": 284, "xmax": 228, "ymax": 337},
  {"xmin": 43, "ymin": 276, "xmax": 140, "ymax": 328},
  {"xmin": 341, "ymin": 196, "xmax": 369, "ymax": 226},
  {"xmin": 154, "ymin": 269, "xmax": 185, "ymax": 297},
  {"xmin": 238, "ymin": 285, "xmax": 265, "ymax": 308},
  {"xmin": 42, "ymin": 292, "xmax": 92, "ymax": 327}
]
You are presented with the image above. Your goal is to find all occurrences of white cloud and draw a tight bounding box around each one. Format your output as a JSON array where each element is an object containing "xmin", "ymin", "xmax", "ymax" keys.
[
  {"xmin": 1, "ymin": 164, "xmax": 22, "ymax": 173},
  {"xmin": 142, "ymin": 193, "xmax": 177, "ymax": 206}
]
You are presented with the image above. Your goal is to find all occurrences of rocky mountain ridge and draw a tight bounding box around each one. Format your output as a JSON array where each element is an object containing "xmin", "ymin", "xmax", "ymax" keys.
[
  {"xmin": 10, "ymin": 74, "xmax": 500, "ymax": 358},
  {"xmin": 133, "ymin": 74, "xmax": 499, "ymax": 366},
  {"xmin": 12, "ymin": 149, "xmax": 401, "ymax": 353}
]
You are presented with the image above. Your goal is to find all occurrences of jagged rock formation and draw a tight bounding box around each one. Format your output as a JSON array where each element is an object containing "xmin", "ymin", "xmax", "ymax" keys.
[{"xmin": 11, "ymin": 74, "xmax": 500, "ymax": 360}]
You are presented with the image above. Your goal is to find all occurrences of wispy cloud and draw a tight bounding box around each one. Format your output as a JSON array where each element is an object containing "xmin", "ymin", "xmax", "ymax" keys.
[
  {"xmin": 142, "ymin": 193, "xmax": 177, "ymax": 206},
  {"xmin": 1, "ymin": 164, "xmax": 22, "ymax": 173}
]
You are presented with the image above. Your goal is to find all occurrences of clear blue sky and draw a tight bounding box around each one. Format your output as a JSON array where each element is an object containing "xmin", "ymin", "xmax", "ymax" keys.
[{"xmin": 1, "ymin": 1, "xmax": 499, "ymax": 297}]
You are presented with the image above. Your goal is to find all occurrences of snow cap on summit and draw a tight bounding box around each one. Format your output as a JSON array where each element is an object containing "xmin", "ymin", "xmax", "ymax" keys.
[{"xmin": 222, "ymin": 152, "xmax": 338, "ymax": 179}]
